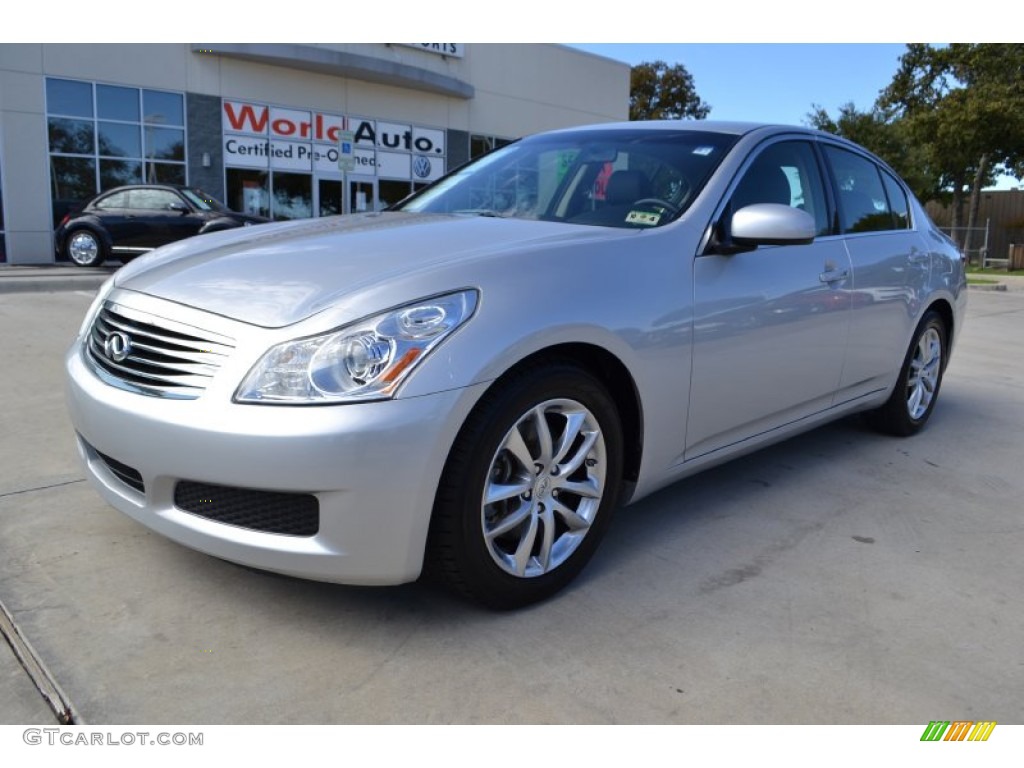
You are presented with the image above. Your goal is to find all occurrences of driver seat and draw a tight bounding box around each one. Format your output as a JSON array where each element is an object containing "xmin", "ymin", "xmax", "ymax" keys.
[{"xmin": 605, "ymin": 170, "xmax": 651, "ymax": 206}]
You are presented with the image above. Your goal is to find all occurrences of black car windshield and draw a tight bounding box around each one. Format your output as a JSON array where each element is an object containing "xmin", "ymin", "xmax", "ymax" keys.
[
  {"xmin": 395, "ymin": 129, "xmax": 738, "ymax": 228},
  {"xmin": 180, "ymin": 188, "xmax": 230, "ymax": 213}
]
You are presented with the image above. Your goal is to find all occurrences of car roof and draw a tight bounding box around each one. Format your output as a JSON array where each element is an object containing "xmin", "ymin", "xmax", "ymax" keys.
[
  {"xmin": 539, "ymin": 120, "xmax": 789, "ymax": 136},
  {"xmin": 529, "ymin": 120, "xmax": 886, "ymax": 166},
  {"xmin": 98, "ymin": 184, "xmax": 193, "ymax": 194},
  {"xmin": 533, "ymin": 121, "xmax": 869, "ymax": 151}
]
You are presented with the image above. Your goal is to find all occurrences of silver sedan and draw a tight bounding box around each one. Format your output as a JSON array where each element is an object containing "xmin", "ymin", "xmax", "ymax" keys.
[{"xmin": 65, "ymin": 121, "xmax": 967, "ymax": 608}]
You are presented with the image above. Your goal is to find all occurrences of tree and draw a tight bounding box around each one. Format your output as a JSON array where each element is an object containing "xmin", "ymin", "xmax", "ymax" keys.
[
  {"xmin": 807, "ymin": 101, "xmax": 941, "ymax": 202},
  {"xmin": 879, "ymin": 44, "xmax": 1024, "ymax": 255},
  {"xmin": 630, "ymin": 60, "xmax": 710, "ymax": 121}
]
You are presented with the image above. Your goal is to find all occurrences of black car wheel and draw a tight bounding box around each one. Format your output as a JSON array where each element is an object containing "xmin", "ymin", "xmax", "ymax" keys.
[
  {"xmin": 865, "ymin": 310, "xmax": 948, "ymax": 436},
  {"xmin": 64, "ymin": 229, "xmax": 107, "ymax": 268},
  {"xmin": 428, "ymin": 360, "xmax": 623, "ymax": 609}
]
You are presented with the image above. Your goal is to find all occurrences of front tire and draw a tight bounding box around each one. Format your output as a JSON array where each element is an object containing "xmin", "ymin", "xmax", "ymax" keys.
[
  {"xmin": 866, "ymin": 310, "xmax": 947, "ymax": 436},
  {"xmin": 428, "ymin": 361, "xmax": 623, "ymax": 609},
  {"xmin": 64, "ymin": 229, "xmax": 106, "ymax": 267}
]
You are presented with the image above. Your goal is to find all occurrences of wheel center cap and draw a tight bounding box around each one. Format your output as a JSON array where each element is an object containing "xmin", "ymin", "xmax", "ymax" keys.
[{"xmin": 535, "ymin": 476, "xmax": 551, "ymax": 499}]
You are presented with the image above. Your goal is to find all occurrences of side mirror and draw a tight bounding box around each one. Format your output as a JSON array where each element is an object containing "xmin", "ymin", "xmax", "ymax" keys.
[
  {"xmin": 731, "ymin": 203, "xmax": 815, "ymax": 247},
  {"xmin": 168, "ymin": 201, "xmax": 189, "ymax": 214}
]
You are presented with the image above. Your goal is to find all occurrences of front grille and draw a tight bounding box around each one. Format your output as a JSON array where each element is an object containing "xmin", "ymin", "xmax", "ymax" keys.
[
  {"xmin": 95, "ymin": 450, "xmax": 145, "ymax": 494},
  {"xmin": 86, "ymin": 301, "xmax": 235, "ymax": 399},
  {"xmin": 174, "ymin": 481, "xmax": 320, "ymax": 537}
]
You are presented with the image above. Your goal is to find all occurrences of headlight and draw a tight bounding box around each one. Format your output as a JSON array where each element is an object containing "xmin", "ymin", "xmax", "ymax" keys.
[
  {"xmin": 77, "ymin": 275, "xmax": 116, "ymax": 339},
  {"xmin": 235, "ymin": 289, "xmax": 478, "ymax": 404}
]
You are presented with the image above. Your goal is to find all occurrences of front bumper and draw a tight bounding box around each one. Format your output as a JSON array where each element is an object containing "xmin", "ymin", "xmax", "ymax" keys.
[{"xmin": 65, "ymin": 338, "xmax": 485, "ymax": 586}]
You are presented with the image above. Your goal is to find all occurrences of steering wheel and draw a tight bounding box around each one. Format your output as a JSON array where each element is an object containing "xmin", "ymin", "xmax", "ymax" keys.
[{"xmin": 632, "ymin": 198, "xmax": 680, "ymax": 215}]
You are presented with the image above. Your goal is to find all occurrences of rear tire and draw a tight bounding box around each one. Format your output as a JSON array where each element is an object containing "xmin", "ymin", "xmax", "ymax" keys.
[
  {"xmin": 427, "ymin": 361, "xmax": 623, "ymax": 609},
  {"xmin": 865, "ymin": 310, "xmax": 947, "ymax": 436}
]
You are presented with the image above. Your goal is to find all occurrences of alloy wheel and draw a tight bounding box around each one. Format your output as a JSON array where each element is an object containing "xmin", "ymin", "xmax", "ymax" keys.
[
  {"xmin": 481, "ymin": 398, "xmax": 607, "ymax": 578},
  {"xmin": 906, "ymin": 327, "xmax": 942, "ymax": 420}
]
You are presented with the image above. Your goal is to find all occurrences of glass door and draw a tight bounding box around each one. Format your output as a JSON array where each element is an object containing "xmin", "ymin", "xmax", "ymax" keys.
[
  {"xmin": 348, "ymin": 178, "xmax": 377, "ymax": 214},
  {"xmin": 318, "ymin": 179, "xmax": 343, "ymax": 218}
]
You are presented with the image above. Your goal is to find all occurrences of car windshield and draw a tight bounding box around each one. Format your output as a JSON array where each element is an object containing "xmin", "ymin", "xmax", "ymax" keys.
[
  {"xmin": 180, "ymin": 188, "xmax": 230, "ymax": 213},
  {"xmin": 395, "ymin": 128, "xmax": 738, "ymax": 228}
]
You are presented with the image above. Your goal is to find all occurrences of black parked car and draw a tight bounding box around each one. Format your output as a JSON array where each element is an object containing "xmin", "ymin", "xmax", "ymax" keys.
[{"xmin": 56, "ymin": 184, "xmax": 269, "ymax": 267}]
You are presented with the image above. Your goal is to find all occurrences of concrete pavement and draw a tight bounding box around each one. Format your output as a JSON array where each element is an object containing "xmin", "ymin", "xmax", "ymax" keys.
[
  {"xmin": 1, "ymin": 630, "xmax": 58, "ymax": 724},
  {"xmin": 0, "ymin": 265, "xmax": 116, "ymax": 295},
  {"xmin": 0, "ymin": 288, "xmax": 1022, "ymax": 724}
]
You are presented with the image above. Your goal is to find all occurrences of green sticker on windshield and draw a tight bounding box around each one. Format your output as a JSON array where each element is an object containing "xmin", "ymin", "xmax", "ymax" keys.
[{"xmin": 626, "ymin": 210, "xmax": 661, "ymax": 226}]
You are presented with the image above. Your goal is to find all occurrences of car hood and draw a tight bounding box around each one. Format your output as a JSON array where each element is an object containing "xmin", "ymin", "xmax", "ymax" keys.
[{"xmin": 113, "ymin": 212, "xmax": 618, "ymax": 327}]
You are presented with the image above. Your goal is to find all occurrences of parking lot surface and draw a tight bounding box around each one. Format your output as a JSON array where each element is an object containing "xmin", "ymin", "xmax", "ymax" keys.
[{"xmin": 1, "ymin": 288, "xmax": 1022, "ymax": 724}]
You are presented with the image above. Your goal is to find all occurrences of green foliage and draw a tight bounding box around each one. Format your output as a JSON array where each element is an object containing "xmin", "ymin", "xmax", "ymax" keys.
[
  {"xmin": 811, "ymin": 44, "xmax": 1024, "ymax": 216},
  {"xmin": 630, "ymin": 60, "xmax": 710, "ymax": 121},
  {"xmin": 807, "ymin": 102, "xmax": 941, "ymax": 202},
  {"xmin": 880, "ymin": 44, "xmax": 1024, "ymax": 189}
]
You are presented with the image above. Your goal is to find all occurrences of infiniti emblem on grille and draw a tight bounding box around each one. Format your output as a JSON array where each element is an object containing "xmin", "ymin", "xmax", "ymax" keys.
[{"xmin": 103, "ymin": 331, "xmax": 132, "ymax": 362}]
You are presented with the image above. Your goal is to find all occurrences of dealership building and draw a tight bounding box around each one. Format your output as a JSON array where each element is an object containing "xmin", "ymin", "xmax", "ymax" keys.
[{"xmin": 0, "ymin": 43, "xmax": 629, "ymax": 264}]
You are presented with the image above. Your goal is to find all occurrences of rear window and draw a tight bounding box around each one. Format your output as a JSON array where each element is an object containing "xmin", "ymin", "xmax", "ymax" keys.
[
  {"xmin": 94, "ymin": 191, "xmax": 131, "ymax": 210},
  {"xmin": 824, "ymin": 146, "xmax": 902, "ymax": 233}
]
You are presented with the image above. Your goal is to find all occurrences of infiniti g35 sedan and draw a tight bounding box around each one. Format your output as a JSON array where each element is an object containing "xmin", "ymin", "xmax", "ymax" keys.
[{"xmin": 65, "ymin": 121, "xmax": 966, "ymax": 608}]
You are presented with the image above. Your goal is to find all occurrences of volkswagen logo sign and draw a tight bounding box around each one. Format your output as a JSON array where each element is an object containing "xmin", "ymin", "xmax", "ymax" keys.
[
  {"xmin": 103, "ymin": 331, "xmax": 133, "ymax": 363},
  {"xmin": 412, "ymin": 155, "xmax": 432, "ymax": 179}
]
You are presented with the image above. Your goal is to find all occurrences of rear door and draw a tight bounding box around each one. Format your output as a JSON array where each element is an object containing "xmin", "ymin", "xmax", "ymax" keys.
[
  {"xmin": 821, "ymin": 145, "xmax": 932, "ymax": 403},
  {"xmin": 686, "ymin": 138, "xmax": 852, "ymax": 460}
]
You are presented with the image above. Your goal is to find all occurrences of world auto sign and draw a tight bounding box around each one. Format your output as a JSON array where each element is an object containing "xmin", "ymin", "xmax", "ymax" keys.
[{"xmin": 221, "ymin": 100, "xmax": 445, "ymax": 181}]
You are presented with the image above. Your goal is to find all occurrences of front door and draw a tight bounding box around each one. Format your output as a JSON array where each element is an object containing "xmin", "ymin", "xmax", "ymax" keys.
[{"xmin": 685, "ymin": 139, "xmax": 852, "ymax": 460}]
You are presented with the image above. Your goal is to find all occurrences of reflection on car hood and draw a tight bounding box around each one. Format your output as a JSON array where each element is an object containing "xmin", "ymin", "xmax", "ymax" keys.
[{"xmin": 113, "ymin": 212, "xmax": 613, "ymax": 327}]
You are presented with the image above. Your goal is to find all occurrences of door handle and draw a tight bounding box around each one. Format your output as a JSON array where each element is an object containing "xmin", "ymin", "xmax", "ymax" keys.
[{"xmin": 819, "ymin": 268, "xmax": 849, "ymax": 284}]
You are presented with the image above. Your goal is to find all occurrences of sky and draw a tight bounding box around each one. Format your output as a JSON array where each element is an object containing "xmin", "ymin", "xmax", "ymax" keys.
[
  {"xmin": 570, "ymin": 42, "xmax": 1020, "ymax": 190},
  {"xmin": 568, "ymin": 44, "xmax": 907, "ymax": 126}
]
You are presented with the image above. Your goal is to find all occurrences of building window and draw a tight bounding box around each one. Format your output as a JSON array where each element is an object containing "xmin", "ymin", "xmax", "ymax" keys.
[
  {"xmin": 470, "ymin": 134, "xmax": 513, "ymax": 161},
  {"xmin": 379, "ymin": 179, "xmax": 413, "ymax": 209},
  {"xmin": 46, "ymin": 78, "xmax": 187, "ymax": 228},
  {"xmin": 225, "ymin": 168, "xmax": 269, "ymax": 218},
  {"xmin": 272, "ymin": 172, "xmax": 313, "ymax": 220}
]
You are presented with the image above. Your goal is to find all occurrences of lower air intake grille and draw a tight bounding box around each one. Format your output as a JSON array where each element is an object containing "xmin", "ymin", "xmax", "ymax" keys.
[
  {"xmin": 95, "ymin": 450, "xmax": 145, "ymax": 494},
  {"xmin": 174, "ymin": 481, "xmax": 320, "ymax": 537}
]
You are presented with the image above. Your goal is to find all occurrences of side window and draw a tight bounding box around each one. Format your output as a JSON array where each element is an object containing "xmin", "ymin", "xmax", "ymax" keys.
[
  {"xmin": 730, "ymin": 141, "xmax": 830, "ymax": 236},
  {"xmin": 880, "ymin": 170, "xmax": 911, "ymax": 230},
  {"xmin": 94, "ymin": 191, "xmax": 130, "ymax": 210},
  {"xmin": 823, "ymin": 146, "xmax": 892, "ymax": 233},
  {"xmin": 130, "ymin": 189, "xmax": 183, "ymax": 210}
]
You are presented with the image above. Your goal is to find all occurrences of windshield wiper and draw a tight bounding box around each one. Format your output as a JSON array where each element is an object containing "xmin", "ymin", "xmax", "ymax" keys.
[{"xmin": 453, "ymin": 208, "xmax": 507, "ymax": 218}]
